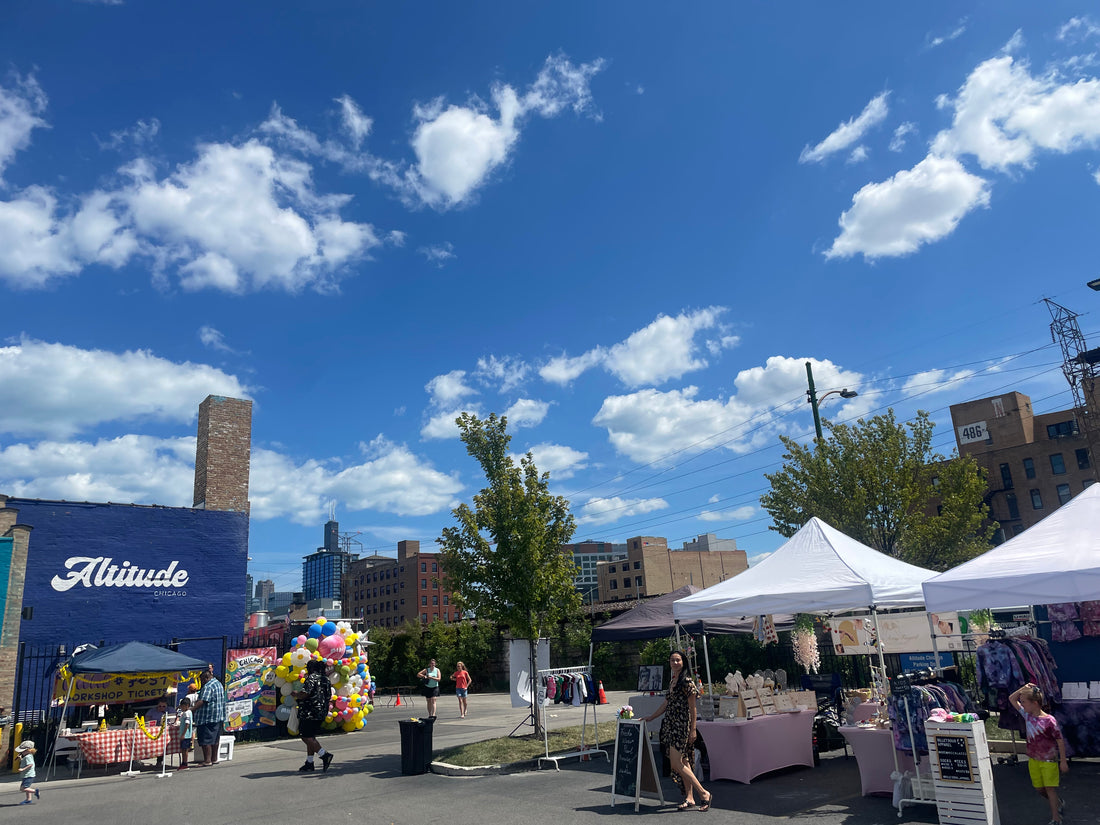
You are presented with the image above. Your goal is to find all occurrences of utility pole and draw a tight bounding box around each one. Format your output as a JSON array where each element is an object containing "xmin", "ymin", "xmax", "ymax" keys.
[{"xmin": 1045, "ymin": 298, "xmax": 1100, "ymax": 483}]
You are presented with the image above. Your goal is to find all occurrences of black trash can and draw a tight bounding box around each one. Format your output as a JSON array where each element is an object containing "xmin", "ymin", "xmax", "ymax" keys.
[{"xmin": 399, "ymin": 717, "xmax": 435, "ymax": 775}]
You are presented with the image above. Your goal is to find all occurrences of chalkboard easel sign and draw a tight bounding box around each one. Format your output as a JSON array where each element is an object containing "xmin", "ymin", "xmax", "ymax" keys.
[
  {"xmin": 933, "ymin": 735, "xmax": 973, "ymax": 783},
  {"xmin": 890, "ymin": 674, "xmax": 912, "ymax": 697},
  {"xmin": 611, "ymin": 719, "xmax": 664, "ymax": 811}
]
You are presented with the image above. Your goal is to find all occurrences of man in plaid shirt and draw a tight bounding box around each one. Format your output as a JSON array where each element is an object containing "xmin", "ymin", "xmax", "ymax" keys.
[{"xmin": 191, "ymin": 669, "xmax": 227, "ymax": 766}]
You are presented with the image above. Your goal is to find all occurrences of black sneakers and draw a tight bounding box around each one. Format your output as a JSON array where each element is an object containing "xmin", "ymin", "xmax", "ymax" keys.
[
  {"xmin": 298, "ymin": 761, "xmax": 315, "ymax": 772},
  {"xmin": 321, "ymin": 752, "xmax": 334, "ymax": 772}
]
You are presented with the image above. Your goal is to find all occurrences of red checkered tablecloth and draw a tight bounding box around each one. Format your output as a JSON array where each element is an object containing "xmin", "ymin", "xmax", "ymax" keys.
[{"xmin": 69, "ymin": 725, "xmax": 181, "ymax": 765}]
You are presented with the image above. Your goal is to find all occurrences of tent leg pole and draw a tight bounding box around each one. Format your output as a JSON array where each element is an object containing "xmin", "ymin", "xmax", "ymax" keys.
[
  {"xmin": 702, "ymin": 632, "xmax": 714, "ymax": 719},
  {"xmin": 871, "ymin": 609, "xmax": 899, "ymax": 781}
]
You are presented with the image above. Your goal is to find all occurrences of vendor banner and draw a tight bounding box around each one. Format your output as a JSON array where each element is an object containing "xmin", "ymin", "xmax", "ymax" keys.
[
  {"xmin": 53, "ymin": 671, "xmax": 181, "ymax": 706},
  {"xmin": 829, "ymin": 612, "xmax": 967, "ymax": 656},
  {"xmin": 224, "ymin": 647, "xmax": 278, "ymax": 732}
]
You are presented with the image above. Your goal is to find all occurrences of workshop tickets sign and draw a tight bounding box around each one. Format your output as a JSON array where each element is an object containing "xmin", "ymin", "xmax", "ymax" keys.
[{"xmin": 54, "ymin": 671, "xmax": 180, "ymax": 706}]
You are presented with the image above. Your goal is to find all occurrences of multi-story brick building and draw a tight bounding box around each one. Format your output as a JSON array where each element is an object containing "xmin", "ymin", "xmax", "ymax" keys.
[
  {"xmin": 562, "ymin": 540, "xmax": 627, "ymax": 602},
  {"xmin": 341, "ymin": 540, "xmax": 460, "ymax": 628},
  {"xmin": 949, "ymin": 391, "xmax": 1097, "ymax": 541},
  {"xmin": 595, "ymin": 533, "xmax": 748, "ymax": 603}
]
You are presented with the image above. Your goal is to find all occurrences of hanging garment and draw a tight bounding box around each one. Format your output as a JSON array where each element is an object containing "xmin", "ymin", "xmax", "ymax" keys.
[
  {"xmin": 1052, "ymin": 621, "xmax": 1083, "ymax": 643},
  {"xmin": 1046, "ymin": 603, "xmax": 1080, "ymax": 622}
]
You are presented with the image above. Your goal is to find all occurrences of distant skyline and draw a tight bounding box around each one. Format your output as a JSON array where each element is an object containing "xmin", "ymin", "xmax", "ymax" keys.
[{"xmin": 3, "ymin": 3, "xmax": 1100, "ymax": 592}]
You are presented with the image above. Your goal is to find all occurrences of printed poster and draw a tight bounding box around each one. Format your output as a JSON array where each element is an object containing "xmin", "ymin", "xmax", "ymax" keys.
[{"xmin": 224, "ymin": 647, "xmax": 278, "ymax": 732}]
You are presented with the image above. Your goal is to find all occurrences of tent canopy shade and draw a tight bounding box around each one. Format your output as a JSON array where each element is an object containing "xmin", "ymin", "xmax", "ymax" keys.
[
  {"xmin": 67, "ymin": 640, "xmax": 211, "ymax": 674},
  {"xmin": 922, "ymin": 483, "xmax": 1100, "ymax": 612},
  {"xmin": 673, "ymin": 517, "xmax": 935, "ymax": 623}
]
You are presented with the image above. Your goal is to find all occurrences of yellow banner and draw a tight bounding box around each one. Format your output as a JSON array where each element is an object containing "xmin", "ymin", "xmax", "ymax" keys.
[{"xmin": 54, "ymin": 671, "xmax": 197, "ymax": 706}]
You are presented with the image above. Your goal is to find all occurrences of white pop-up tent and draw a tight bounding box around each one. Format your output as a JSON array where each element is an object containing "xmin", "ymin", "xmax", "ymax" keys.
[
  {"xmin": 673, "ymin": 517, "xmax": 935, "ymax": 623},
  {"xmin": 923, "ymin": 482, "xmax": 1100, "ymax": 612}
]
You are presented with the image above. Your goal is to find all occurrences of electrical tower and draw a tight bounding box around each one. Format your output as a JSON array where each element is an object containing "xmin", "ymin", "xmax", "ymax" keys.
[
  {"xmin": 1045, "ymin": 298, "xmax": 1100, "ymax": 482},
  {"xmin": 339, "ymin": 530, "xmax": 363, "ymax": 557}
]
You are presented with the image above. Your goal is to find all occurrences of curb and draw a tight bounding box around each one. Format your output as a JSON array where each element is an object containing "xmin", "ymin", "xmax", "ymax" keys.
[{"xmin": 430, "ymin": 758, "xmax": 538, "ymax": 776}]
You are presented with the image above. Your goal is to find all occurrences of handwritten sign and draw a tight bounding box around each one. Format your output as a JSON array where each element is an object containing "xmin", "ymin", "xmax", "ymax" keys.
[
  {"xmin": 934, "ymin": 735, "xmax": 973, "ymax": 782},
  {"xmin": 890, "ymin": 674, "xmax": 912, "ymax": 698},
  {"xmin": 611, "ymin": 719, "xmax": 663, "ymax": 811}
]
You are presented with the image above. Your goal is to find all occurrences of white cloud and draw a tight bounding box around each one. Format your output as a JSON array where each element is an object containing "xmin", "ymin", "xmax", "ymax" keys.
[
  {"xmin": 848, "ymin": 145, "xmax": 869, "ymax": 164},
  {"xmin": 522, "ymin": 442, "xmax": 588, "ymax": 480},
  {"xmin": 799, "ymin": 92, "xmax": 890, "ymax": 164},
  {"xmin": 475, "ymin": 354, "xmax": 529, "ymax": 393},
  {"xmin": 384, "ymin": 54, "xmax": 605, "ymax": 208},
  {"xmin": 425, "ymin": 370, "xmax": 477, "ymax": 406},
  {"xmin": 418, "ymin": 242, "xmax": 456, "ymax": 266},
  {"xmin": 698, "ymin": 505, "xmax": 755, "ymax": 522},
  {"xmin": 198, "ymin": 326, "xmax": 237, "ymax": 353},
  {"xmin": 825, "ymin": 154, "xmax": 991, "ymax": 260},
  {"xmin": 539, "ymin": 348, "xmax": 607, "ymax": 385},
  {"xmin": 733, "ymin": 356, "xmax": 863, "ymax": 408},
  {"xmin": 503, "ymin": 398, "xmax": 549, "ymax": 428},
  {"xmin": 927, "ymin": 19, "xmax": 968, "ymax": 49},
  {"xmin": 576, "ymin": 495, "xmax": 668, "ymax": 527},
  {"xmin": 889, "ymin": 122, "xmax": 917, "ymax": 152},
  {"xmin": 0, "ymin": 338, "xmax": 251, "ymax": 437},
  {"xmin": 98, "ymin": 118, "xmax": 160, "ymax": 151},
  {"xmin": 0, "ymin": 73, "xmax": 47, "ymax": 182},
  {"xmin": 1058, "ymin": 16, "xmax": 1100, "ymax": 43},
  {"xmin": 420, "ymin": 407, "xmax": 478, "ymax": 440},
  {"xmin": 541, "ymin": 308, "xmax": 735, "ymax": 388},
  {"xmin": 336, "ymin": 94, "xmax": 372, "ymax": 148},
  {"xmin": 901, "ymin": 367, "xmax": 977, "ymax": 396}
]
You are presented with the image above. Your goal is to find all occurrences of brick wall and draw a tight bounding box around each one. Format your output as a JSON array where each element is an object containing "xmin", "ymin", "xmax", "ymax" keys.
[{"xmin": 193, "ymin": 395, "xmax": 252, "ymax": 512}]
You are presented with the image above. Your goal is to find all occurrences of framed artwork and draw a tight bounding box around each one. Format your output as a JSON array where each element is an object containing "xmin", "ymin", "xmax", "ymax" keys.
[{"xmin": 637, "ymin": 665, "xmax": 664, "ymax": 692}]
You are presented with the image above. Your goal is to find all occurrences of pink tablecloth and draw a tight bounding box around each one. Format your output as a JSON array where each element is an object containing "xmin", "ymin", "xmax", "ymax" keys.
[
  {"xmin": 853, "ymin": 702, "xmax": 881, "ymax": 723},
  {"xmin": 839, "ymin": 725, "xmax": 916, "ymax": 796},
  {"xmin": 70, "ymin": 724, "xmax": 181, "ymax": 765},
  {"xmin": 696, "ymin": 711, "xmax": 815, "ymax": 784}
]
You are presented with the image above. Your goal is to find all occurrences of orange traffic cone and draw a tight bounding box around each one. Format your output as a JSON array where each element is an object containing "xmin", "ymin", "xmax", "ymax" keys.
[
  {"xmin": 395, "ymin": 691, "xmax": 403, "ymax": 707},
  {"xmin": 597, "ymin": 680, "xmax": 608, "ymax": 705}
]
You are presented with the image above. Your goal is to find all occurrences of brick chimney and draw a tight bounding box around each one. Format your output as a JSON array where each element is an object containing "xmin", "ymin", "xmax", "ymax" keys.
[{"xmin": 193, "ymin": 395, "xmax": 252, "ymax": 512}]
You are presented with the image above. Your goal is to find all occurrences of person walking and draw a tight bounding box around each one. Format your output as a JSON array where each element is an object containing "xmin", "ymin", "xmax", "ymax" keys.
[
  {"xmin": 293, "ymin": 659, "xmax": 335, "ymax": 772},
  {"xmin": 417, "ymin": 658, "xmax": 441, "ymax": 718},
  {"xmin": 642, "ymin": 650, "xmax": 712, "ymax": 811},
  {"xmin": 452, "ymin": 662, "xmax": 471, "ymax": 718},
  {"xmin": 191, "ymin": 669, "xmax": 227, "ymax": 766}
]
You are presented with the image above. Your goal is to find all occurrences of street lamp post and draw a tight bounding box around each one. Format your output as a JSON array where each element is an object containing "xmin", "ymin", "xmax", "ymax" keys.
[{"xmin": 805, "ymin": 361, "xmax": 858, "ymax": 441}]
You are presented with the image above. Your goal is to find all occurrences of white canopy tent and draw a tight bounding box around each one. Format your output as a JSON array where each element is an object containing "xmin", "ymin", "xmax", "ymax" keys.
[
  {"xmin": 923, "ymin": 482, "xmax": 1100, "ymax": 612},
  {"xmin": 673, "ymin": 517, "xmax": 935, "ymax": 623}
]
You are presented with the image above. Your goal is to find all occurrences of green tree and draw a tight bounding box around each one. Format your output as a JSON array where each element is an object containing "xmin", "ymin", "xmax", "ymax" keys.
[
  {"xmin": 438, "ymin": 413, "xmax": 580, "ymax": 733},
  {"xmin": 760, "ymin": 409, "xmax": 994, "ymax": 570}
]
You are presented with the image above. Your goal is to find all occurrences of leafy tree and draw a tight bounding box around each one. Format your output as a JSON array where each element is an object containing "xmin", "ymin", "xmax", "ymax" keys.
[
  {"xmin": 760, "ymin": 409, "xmax": 994, "ymax": 570},
  {"xmin": 438, "ymin": 413, "xmax": 580, "ymax": 733}
]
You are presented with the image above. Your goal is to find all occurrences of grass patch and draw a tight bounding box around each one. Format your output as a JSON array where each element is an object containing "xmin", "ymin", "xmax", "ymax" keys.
[
  {"xmin": 435, "ymin": 720, "xmax": 620, "ymax": 767},
  {"xmin": 984, "ymin": 714, "xmax": 1017, "ymax": 741}
]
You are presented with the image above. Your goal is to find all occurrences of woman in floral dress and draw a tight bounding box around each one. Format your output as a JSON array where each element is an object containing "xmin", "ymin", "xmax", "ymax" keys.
[{"xmin": 643, "ymin": 650, "xmax": 713, "ymax": 811}]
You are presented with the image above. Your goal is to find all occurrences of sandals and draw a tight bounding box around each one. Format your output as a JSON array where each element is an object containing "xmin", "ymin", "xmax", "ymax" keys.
[
  {"xmin": 676, "ymin": 801, "xmax": 695, "ymax": 811},
  {"xmin": 698, "ymin": 793, "xmax": 712, "ymax": 812}
]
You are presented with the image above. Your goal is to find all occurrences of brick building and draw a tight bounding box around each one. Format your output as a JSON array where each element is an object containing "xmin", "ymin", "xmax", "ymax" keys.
[
  {"xmin": 595, "ymin": 533, "xmax": 748, "ymax": 603},
  {"xmin": 949, "ymin": 391, "xmax": 1097, "ymax": 541},
  {"xmin": 341, "ymin": 540, "xmax": 460, "ymax": 628}
]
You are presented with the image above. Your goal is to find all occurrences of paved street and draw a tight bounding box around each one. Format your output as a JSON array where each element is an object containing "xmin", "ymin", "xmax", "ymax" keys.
[{"xmin": 3, "ymin": 691, "xmax": 1095, "ymax": 825}]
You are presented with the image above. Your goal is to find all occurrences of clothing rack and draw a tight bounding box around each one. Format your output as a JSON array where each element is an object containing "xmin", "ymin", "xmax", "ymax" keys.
[{"xmin": 535, "ymin": 665, "xmax": 608, "ymax": 770}]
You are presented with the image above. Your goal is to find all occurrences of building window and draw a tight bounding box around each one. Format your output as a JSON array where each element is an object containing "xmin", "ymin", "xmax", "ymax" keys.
[
  {"xmin": 421, "ymin": 579, "xmax": 427, "ymax": 589},
  {"xmin": 421, "ymin": 596, "xmax": 427, "ymax": 606},
  {"xmin": 635, "ymin": 576, "xmax": 643, "ymax": 587},
  {"xmin": 623, "ymin": 578, "xmax": 631, "ymax": 588},
  {"xmin": 1006, "ymin": 492, "xmax": 1020, "ymax": 520},
  {"xmin": 421, "ymin": 562, "xmax": 426, "ymax": 572},
  {"xmin": 610, "ymin": 580, "xmax": 617, "ymax": 591},
  {"xmin": 432, "ymin": 562, "xmax": 437, "ymax": 572},
  {"xmin": 1030, "ymin": 489, "xmax": 1043, "ymax": 510},
  {"xmin": 999, "ymin": 463, "xmax": 1013, "ymax": 490},
  {"xmin": 400, "ymin": 598, "xmax": 405, "ymax": 605},
  {"xmin": 633, "ymin": 561, "xmax": 641, "ymax": 569},
  {"xmin": 1050, "ymin": 454, "xmax": 1067, "ymax": 475},
  {"xmin": 432, "ymin": 595, "xmax": 439, "ymax": 605},
  {"xmin": 1047, "ymin": 420, "xmax": 1078, "ymax": 439},
  {"xmin": 1077, "ymin": 448, "xmax": 1091, "ymax": 470},
  {"xmin": 609, "ymin": 566, "xmax": 616, "ymax": 574},
  {"xmin": 1023, "ymin": 458, "xmax": 1035, "ymax": 479},
  {"xmin": 422, "ymin": 614, "xmax": 428, "ymax": 623},
  {"xmin": 1057, "ymin": 483, "xmax": 1072, "ymax": 505}
]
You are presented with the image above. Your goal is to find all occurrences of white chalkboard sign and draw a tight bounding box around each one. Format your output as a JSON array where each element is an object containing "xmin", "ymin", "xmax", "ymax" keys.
[{"xmin": 611, "ymin": 719, "xmax": 663, "ymax": 811}]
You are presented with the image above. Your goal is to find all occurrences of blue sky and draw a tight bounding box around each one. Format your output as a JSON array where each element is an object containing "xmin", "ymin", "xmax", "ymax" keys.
[{"xmin": 3, "ymin": 2, "xmax": 1100, "ymax": 593}]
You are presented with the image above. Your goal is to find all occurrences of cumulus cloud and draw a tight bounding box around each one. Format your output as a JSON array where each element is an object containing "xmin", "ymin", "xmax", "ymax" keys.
[
  {"xmin": 799, "ymin": 92, "xmax": 890, "ymax": 164},
  {"xmin": 576, "ymin": 495, "xmax": 668, "ymax": 527},
  {"xmin": 0, "ymin": 338, "xmax": 251, "ymax": 438},
  {"xmin": 732, "ymin": 356, "xmax": 862, "ymax": 408},
  {"xmin": 522, "ymin": 442, "xmax": 588, "ymax": 480},
  {"xmin": 378, "ymin": 54, "xmax": 605, "ymax": 208},
  {"xmin": 0, "ymin": 73, "xmax": 47, "ymax": 181},
  {"xmin": 418, "ymin": 242, "xmax": 455, "ymax": 266},
  {"xmin": 825, "ymin": 155, "xmax": 991, "ymax": 260},
  {"xmin": 0, "ymin": 431, "xmax": 462, "ymax": 525},
  {"xmin": 426, "ymin": 370, "xmax": 477, "ymax": 406},
  {"xmin": 420, "ymin": 407, "xmax": 478, "ymax": 440},
  {"xmin": 503, "ymin": 398, "xmax": 549, "ymax": 428},
  {"xmin": 475, "ymin": 354, "xmax": 529, "ymax": 393},
  {"xmin": 827, "ymin": 43, "xmax": 1100, "ymax": 260},
  {"xmin": 698, "ymin": 505, "xmax": 755, "ymax": 522},
  {"xmin": 540, "ymin": 308, "xmax": 737, "ymax": 388}
]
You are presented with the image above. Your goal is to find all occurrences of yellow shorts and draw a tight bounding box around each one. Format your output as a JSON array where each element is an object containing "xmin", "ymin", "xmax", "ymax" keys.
[{"xmin": 1028, "ymin": 758, "xmax": 1059, "ymax": 788}]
